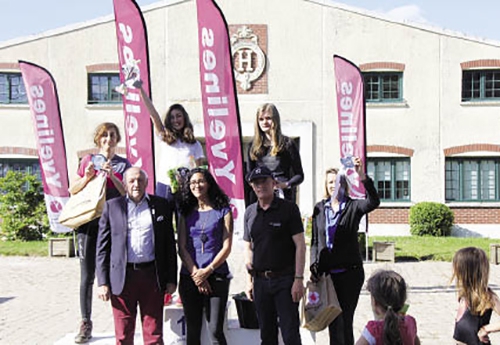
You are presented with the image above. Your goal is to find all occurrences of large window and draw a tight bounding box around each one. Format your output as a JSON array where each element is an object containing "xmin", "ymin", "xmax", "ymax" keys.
[
  {"xmin": 363, "ymin": 72, "xmax": 403, "ymax": 103},
  {"xmin": 88, "ymin": 73, "xmax": 122, "ymax": 104},
  {"xmin": 0, "ymin": 158, "xmax": 41, "ymax": 180},
  {"xmin": 0, "ymin": 72, "xmax": 27, "ymax": 104},
  {"xmin": 445, "ymin": 158, "xmax": 500, "ymax": 201},
  {"xmin": 462, "ymin": 70, "xmax": 500, "ymax": 102},
  {"xmin": 367, "ymin": 158, "xmax": 410, "ymax": 201}
]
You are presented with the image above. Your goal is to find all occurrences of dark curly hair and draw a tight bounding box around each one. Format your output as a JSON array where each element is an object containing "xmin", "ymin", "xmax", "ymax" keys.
[{"xmin": 179, "ymin": 168, "xmax": 230, "ymax": 216}]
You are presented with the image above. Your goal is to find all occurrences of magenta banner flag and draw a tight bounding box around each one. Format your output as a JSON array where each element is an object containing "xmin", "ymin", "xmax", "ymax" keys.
[
  {"xmin": 334, "ymin": 55, "xmax": 367, "ymax": 199},
  {"xmin": 113, "ymin": 0, "xmax": 155, "ymax": 194},
  {"xmin": 196, "ymin": 0, "xmax": 246, "ymax": 237},
  {"xmin": 19, "ymin": 61, "xmax": 71, "ymax": 233}
]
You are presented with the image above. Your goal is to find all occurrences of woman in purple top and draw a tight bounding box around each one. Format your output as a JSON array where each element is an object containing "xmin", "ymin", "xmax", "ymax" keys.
[{"xmin": 178, "ymin": 168, "xmax": 233, "ymax": 345}]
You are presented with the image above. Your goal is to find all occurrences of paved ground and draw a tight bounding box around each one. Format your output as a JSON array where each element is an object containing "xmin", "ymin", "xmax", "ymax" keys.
[{"xmin": 2, "ymin": 246, "xmax": 500, "ymax": 344}]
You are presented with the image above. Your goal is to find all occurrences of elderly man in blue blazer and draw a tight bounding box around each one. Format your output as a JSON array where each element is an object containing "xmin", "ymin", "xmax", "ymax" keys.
[{"xmin": 96, "ymin": 167, "xmax": 177, "ymax": 344}]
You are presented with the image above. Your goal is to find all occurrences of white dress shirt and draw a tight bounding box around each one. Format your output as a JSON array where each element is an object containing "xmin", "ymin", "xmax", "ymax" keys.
[{"xmin": 126, "ymin": 195, "xmax": 155, "ymax": 263}]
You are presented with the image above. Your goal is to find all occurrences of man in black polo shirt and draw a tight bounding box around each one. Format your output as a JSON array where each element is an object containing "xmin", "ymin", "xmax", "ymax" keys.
[{"xmin": 243, "ymin": 166, "xmax": 306, "ymax": 345}]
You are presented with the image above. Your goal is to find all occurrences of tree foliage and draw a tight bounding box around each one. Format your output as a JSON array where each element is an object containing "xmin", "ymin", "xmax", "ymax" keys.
[
  {"xmin": 409, "ymin": 201, "xmax": 454, "ymax": 237},
  {"xmin": 0, "ymin": 171, "xmax": 49, "ymax": 241}
]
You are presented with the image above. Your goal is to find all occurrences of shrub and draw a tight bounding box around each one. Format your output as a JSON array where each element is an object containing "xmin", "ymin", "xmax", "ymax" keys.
[
  {"xmin": 409, "ymin": 202, "xmax": 454, "ymax": 237},
  {"xmin": 0, "ymin": 171, "xmax": 49, "ymax": 241}
]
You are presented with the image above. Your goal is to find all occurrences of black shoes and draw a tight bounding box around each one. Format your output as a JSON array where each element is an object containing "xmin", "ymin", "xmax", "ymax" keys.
[{"xmin": 74, "ymin": 319, "xmax": 92, "ymax": 344}]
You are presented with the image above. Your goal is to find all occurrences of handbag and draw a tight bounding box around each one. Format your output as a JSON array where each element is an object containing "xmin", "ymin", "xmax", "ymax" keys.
[
  {"xmin": 301, "ymin": 274, "xmax": 342, "ymax": 332},
  {"xmin": 58, "ymin": 173, "xmax": 107, "ymax": 229}
]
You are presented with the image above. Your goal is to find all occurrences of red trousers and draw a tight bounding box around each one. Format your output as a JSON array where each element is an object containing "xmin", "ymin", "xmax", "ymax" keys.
[{"xmin": 110, "ymin": 266, "xmax": 164, "ymax": 345}]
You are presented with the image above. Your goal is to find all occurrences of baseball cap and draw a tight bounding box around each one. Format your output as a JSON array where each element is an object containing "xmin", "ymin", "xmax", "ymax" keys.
[{"xmin": 246, "ymin": 166, "xmax": 273, "ymax": 182}]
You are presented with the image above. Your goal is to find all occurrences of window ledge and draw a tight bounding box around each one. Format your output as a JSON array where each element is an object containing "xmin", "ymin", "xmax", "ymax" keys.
[
  {"xmin": 0, "ymin": 103, "xmax": 29, "ymax": 109},
  {"xmin": 446, "ymin": 202, "xmax": 500, "ymax": 207},
  {"xmin": 366, "ymin": 101, "xmax": 408, "ymax": 109},
  {"xmin": 461, "ymin": 101, "xmax": 500, "ymax": 107},
  {"xmin": 85, "ymin": 103, "xmax": 123, "ymax": 110},
  {"xmin": 379, "ymin": 201, "xmax": 413, "ymax": 208}
]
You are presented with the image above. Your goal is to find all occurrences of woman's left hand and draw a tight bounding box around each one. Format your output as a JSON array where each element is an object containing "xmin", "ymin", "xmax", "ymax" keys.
[{"xmin": 198, "ymin": 280, "xmax": 212, "ymax": 295}]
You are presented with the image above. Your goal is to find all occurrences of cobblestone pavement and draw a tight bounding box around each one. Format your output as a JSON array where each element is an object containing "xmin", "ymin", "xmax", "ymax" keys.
[{"xmin": 2, "ymin": 248, "xmax": 500, "ymax": 344}]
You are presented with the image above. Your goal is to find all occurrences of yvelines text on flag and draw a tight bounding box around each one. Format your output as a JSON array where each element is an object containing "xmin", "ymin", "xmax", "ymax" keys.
[
  {"xmin": 113, "ymin": 0, "xmax": 155, "ymax": 194},
  {"xmin": 19, "ymin": 61, "xmax": 71, "ymax": 233},
  {"xmin": 334, "ymin": 55, "xmax": 367, "ymax": 198},
  {"xmin": 196, "ymin": 0, "xmax": 246, "ymax": 237}
]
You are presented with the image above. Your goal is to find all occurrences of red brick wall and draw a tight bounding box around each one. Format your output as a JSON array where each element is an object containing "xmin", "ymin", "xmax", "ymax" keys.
[
  {"xmin": 461, "ymin": 60, "xmax": 500, "ymax": 69},
  {"xmin": 367, "ymin": 145, "xmax": 414, "ymax": 156},
  {"xmin": 0, "ymin": 147, "xmax": 37, "ymax": 156},
  {"xmin": 444, "ymin": 143, "xmax": 500, "ymax": 156},
  {"xmin": 370, "ymin": 208, "xmax": 409, "ymax": 224},
  {"xmin": 359, "ymin": 62, "xmax": 405, "ymax": 71},
  {"xmin": 369, "ymin": 206, "xmax": 500, "ymax": 224}
]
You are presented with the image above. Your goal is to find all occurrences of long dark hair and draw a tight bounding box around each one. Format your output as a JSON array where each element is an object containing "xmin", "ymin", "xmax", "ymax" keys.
[
  {"xmin": 367, "ymin": 270, "xmax": 407, "ymax": 345},
  {"xmin": 162, "ymin": 103, "xmax": 196, "ymax": 145},
  {"xmin": 179, "ymin": 168, "xmax": 230, "ymax": 215}
]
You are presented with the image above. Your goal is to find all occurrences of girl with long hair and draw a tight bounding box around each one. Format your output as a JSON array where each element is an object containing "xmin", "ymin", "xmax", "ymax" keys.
[
  {"xmin": 247, "ymin": 103, "xmax": 304, "ymax": 202},
  {"xmin": 356, "ymin": 270, "xmax": 420, "ymax": 345},
  {"xmin": 177, "ymin": 168, "xmax": 233, "ymax": 345},
  {"xmin": 452, "ymin": 247, "xmax": 500, "ymax": 345},
  {"xmin": 136, "ymin": 83, "xmax": 205, "ymax": 200}
]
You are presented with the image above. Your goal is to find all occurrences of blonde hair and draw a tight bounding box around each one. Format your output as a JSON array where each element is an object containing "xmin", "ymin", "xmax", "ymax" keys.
[
  {"xmin": 324, "ymin": 168, "xmax": 339, "ymax": 199},
  {"xmin": 249, "ymin": 103, "xmax": 285, "ymax": 160},
  {"xmin": 452, "ymin": 247, "xmax": 495, "ymax": 315},
  {"xmin": 93, "ymin": 122, "xmax": 121, "ymax": 147}
]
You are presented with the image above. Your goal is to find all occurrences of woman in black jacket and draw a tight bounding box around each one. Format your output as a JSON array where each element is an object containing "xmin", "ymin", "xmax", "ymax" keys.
[
  {"xmin": 310, "ymin": 157, "xmax": 380, "ymax": 345},
  {"xmin": 247, "ymin": 103, "xmax": 304, "ymax": 203}
]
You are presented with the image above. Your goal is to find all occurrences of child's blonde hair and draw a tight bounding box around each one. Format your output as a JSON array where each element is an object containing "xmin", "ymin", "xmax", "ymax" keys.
[
  {"xmin": 367, "ymin": 270, "xmax": 407, "ymax": 345},
  {"xmin": 451, "ymin": 247, "xmax": 494, "ymax": 315}
]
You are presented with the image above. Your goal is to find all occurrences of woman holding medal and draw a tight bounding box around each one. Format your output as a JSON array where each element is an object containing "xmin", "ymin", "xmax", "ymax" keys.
[
  {"xmin": 177, "ymin": 168, "xmax": 233, "ymax": 345},
  {"xmin": 309, "ymin": 157, "xmax": 380, "ymax": 345},
  {"xmin": 69, "ymin": 122, "xmax": 131, "ymax": 343}
]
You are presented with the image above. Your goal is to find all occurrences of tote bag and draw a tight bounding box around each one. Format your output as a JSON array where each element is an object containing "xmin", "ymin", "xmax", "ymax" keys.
[
  {"xmin": 301, "ymin": 275, "xmax": 342, "ymax": 332},
  {"xmin": 58, "ymin": 174, "xmax": 107, "ymax": 229}
]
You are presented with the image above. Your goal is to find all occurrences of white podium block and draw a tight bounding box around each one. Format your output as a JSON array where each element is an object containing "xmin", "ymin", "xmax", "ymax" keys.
[{"xmin": 163, "ymin": 302, "xmax": 316, "ymax": 345}]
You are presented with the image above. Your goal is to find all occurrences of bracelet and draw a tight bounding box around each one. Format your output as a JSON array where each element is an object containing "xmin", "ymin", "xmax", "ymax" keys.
[
  {"xmin": 294, "ymin": 276, "xmax": 304, "ymax": 280},
  {"xmin": 209, "ymin": 265, "xmax": 215, "ymax": 273}
]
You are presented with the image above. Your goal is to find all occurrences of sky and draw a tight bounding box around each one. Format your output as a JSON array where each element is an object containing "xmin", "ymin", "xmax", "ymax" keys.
[{"xmin": 0, "ymin": 0, "xmax": 499, "ymax": 43}]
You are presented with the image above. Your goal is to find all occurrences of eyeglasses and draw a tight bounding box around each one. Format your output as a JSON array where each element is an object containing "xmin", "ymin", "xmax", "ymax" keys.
[{"xmin": 189, "ymin": 179, "xmax": 206, "ymax": 186}]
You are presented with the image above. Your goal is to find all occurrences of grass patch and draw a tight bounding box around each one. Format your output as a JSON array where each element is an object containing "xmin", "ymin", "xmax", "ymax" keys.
[
  {"xmin": 368, "ymin": 236, "xmax": 499, "ymax": 262},
  {"xmin": 0, "ymin": 240, "xmax": 49, "ymax": 256}
]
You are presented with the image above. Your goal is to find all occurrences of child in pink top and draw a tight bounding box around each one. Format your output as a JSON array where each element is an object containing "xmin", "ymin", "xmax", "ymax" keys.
[{"xmin": 356, "ymin": 270, "xmax": 420, "ymax": 345}]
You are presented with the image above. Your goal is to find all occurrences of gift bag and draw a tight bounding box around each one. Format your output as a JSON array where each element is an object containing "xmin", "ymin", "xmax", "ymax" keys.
[
  {"xmin": 58, "ymin": 174, "xmax": 107, "ymax": 229},
  {"xmin": 301, "ymin": 275, "xmax": 342, "ymax": 332}
]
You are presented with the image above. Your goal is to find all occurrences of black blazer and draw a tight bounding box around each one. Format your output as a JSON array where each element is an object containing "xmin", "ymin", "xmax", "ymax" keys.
[
  {"xmin": 96, "ymin": 194, "xmax": 178, "ymax": 295},
  {"xmin": 310, "ymin": 178, "xmax": 380, "ymax": 272}
]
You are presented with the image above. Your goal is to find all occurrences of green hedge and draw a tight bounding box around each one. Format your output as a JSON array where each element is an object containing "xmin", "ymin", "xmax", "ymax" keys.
[{"xmin": 409, "ymin": 202, "xmax": 454, "ymax": 237}]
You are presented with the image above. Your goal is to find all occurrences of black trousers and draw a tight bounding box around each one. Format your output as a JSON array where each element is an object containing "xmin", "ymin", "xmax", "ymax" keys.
[
  {"xmin": 76, "ymin": 218, "xmax": 99, "ymax": 321},
  {"xmin": 179, "ymin": 273, "xmax": 230, "ymax": 345},
  {"xmin": 328, "ymin": 266, "xmax": 364, "ymax": 345}
]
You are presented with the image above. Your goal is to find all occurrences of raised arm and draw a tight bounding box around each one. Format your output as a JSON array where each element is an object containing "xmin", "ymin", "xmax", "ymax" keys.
[{"xmin": 136, "ymin": 81, "xmax": 165, "ymax": 137}]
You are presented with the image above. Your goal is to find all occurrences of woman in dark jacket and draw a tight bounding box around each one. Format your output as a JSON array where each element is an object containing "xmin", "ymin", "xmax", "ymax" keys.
[
  {"xmin": 310, "ymin": 157, "xmax": 380, "ymax": 345},
  {"xmin": 247, "ymin": 103, "xmax": 304, "ymax": 203}
]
